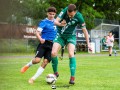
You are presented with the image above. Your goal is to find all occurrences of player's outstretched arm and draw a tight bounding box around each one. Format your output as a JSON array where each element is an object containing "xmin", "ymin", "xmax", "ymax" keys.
[{"xmin": 82, "ymin": 28, "xmax": 92, "ymax": 51}]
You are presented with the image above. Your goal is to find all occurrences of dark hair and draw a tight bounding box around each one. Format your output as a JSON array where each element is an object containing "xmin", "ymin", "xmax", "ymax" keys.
[
  {"xmin": 109, "ymin": 31, "xmax": 112, "ymax": 33},
  {"xmin": 47, "ymin": 7, "xmax": 57, "ymax": 13},
  {"xmin": 68, "ymin": 4, "xmax": 76, "ymax": 12}
]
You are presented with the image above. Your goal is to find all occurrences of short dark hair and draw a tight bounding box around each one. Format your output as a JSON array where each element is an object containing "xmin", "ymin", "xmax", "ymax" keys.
[
  {"xmin": 109, "ymin": 31, "xmax": 112, "ymax": 33},
  {"xmin": 47, "ymin": 7, "xmax": 57, "ymax": 13},
  {"xmin": 68, "ymin": 4, "xmax": 76, "ymax": 12}
]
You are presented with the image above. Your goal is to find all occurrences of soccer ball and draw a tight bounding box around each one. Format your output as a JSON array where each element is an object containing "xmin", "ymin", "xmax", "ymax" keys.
[{"xmin": 46, "ymin": 74, "xmax": 57, "ymax": 84}]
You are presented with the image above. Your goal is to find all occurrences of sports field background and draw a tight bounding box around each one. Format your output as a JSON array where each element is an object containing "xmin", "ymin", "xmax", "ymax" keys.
[{"xmin": 0, "ymin": 53, "xmax": 120, "ymax": 90}]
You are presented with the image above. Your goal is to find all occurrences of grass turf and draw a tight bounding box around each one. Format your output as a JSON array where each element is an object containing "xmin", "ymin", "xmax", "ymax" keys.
[{"xmin": 0, "ymin": 53, "xmax": 120, "ymax": 90}]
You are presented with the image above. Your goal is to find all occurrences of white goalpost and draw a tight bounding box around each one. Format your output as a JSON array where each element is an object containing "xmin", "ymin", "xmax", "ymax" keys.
[{"xmin": 91, "ymin": 23, "xmax": 120, "ymax": 52}]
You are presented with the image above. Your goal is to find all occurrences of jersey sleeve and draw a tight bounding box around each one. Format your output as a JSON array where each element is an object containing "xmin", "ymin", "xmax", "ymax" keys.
[
  {"xmin": 77, "ymin": 13, "xmax": 86, "ymax": 28},
  {"xmin": 37, "ymin": 20, "xmax": 46, "ymax": 32},
  {"xmin": 57, "ymin": 7, "xmax": 68, "ymax": 19}
]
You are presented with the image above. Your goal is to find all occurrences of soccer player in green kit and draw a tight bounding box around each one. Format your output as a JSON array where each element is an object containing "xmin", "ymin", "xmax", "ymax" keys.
[{"xmin": 51, "ymin": 4, "xmax": 92, "ymax": 84}]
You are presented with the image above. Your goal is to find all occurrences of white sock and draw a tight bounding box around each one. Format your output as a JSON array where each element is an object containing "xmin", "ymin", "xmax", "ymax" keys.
[
  {"xmin": 31, "ymin": 67, "xmax": 44, "ymax": 80},
  {"xmin": 26, "ymin": 60, "xmax": 33, "ymax": 67}
]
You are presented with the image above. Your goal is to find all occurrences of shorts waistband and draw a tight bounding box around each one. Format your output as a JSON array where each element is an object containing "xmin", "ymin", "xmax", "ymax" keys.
[{"xmin": 45, "ymin": 40, "xmax": 53, "ymax": 43}]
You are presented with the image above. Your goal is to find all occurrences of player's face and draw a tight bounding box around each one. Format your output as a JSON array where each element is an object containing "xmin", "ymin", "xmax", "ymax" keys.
[
  {"xmin": 47, "ymin": 12, "xmax": 56, "ymax": 20},
  {"xmin": 109, "ymin": 32, "xmax": 112, "ymax": 36},
  {"xmin": 67, "ymin": 11, "xmax": 76, "ymax": 18}
]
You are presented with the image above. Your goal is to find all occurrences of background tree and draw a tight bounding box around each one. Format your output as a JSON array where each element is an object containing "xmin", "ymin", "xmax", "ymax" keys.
[
  {"xmin": 94, "ymin": 0, "xmax": 120, "ymax": 20},
  {"xmin": 48, "ymin": 0, "xmax": 77, "ymax": 13},
  {"xmin": 19, "ymin": 0, "xmax": 50, "ymax": 25},
  {"xmin": 0, "ymin": 0, "xmax": 119, "ymax": 28},
  {"xmin": 75, "ymin": 0, "xmax": 105, "ymax": 29}
]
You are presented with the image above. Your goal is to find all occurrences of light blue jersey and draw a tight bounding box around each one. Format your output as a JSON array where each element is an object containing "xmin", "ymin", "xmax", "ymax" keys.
[{"xmin": 38, "ymin": 18, "xmax": 57, "ymax": 41}]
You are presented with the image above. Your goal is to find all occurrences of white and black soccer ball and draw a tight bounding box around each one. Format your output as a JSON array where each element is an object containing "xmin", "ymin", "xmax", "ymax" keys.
[{"xmin": 46, "ymin": 74, "xmax": 57, "ymax": 84}]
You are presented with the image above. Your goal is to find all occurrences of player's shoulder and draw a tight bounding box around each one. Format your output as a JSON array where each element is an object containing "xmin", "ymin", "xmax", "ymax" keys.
[
  {"xmin": 74, "ymin": 12, "xmax": 84, "ymax": 21},
  {"xmin": 64, "ymin": 7, "xmax": 68, "ymax": 11},
  {"xmin": 38, "ymin": 18, "xmax": 47, "ymax": 26},
  {"xmin": 40, "ymin": 18, "xmax": 48, "ymax": 23},
  {"xmin": 42, "ymin": 18, "xmax": 48, "ymax": 22},
  {"xmin": 76, "ymin": 11, "xmax": 83, "ymax": 17},
  {"xmin": 60, "ymin": 7, "xmax": 68, "ymax": 14}
]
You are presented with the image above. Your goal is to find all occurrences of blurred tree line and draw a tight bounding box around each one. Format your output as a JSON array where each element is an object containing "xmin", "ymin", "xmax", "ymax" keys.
[
  {"xmin": 0, "ymin": 0, "xmax": 120, "ymax": 29},
  {"xmin": 0, "ymin": 0, "xmax": 119, "ymax": 53}
]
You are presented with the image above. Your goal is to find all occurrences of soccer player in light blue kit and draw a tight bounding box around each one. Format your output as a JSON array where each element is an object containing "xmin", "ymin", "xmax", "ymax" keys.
[{"xmin": 20, "ymin": 7, "xmax": 57, "ymax": 84}]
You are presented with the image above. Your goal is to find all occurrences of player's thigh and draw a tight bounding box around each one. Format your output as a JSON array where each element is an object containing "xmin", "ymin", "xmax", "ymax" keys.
[
  {"xmin": 44, "ymin": 42, "xmax": 53, "ymax": 62},
  {"xmin": 67, "ymin": 36, "xmax": 76, "ymax": 46},
  {"xmin": 54, "ymin": 36, "xmax": 65, "ymax": 47},
  {"xmin": 52, "ymin": 42, "xmax": 61, "ymax": 56},
  {"xmin": 66, "ymin": 36, "xmax": 76, "ymax": 57},
  {"xmin": 33, "ymin": 57, "xmax": 41, "ymax": 64},
  {"xmin": 67, "ymin": 43, "xmax": 75, "ymax": 57},
  {"xmin": 44, "ymin": 49, "xmax": 52, "ymax": 62},
  {"xmin": 35, "ymin": 44, "xmax": 45, "ymax": 58}
]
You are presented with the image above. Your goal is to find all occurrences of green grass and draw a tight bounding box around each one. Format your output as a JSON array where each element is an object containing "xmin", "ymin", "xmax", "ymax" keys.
[{"xmin": 0, "ymin": 53, "xmax": 120, "ymax": 90}]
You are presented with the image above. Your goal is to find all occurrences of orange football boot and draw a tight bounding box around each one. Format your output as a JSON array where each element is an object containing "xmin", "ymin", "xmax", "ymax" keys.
[{"xmin": 20, "ymin": 65, "xmax": 29, "ymax": 73}]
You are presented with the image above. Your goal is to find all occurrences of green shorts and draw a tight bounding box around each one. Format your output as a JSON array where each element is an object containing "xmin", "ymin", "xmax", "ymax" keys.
[{"xmin": 54, "ymin": 35, "xmax": 76, "ymax": 47}]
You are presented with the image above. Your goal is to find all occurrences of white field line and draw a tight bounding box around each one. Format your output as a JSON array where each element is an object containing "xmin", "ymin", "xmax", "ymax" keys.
[
  {"xmin": 0, "ymin": 60, "xmax": 69, "ymax": 65},
  {"xmin": 0, "ymin": 62, "xmax": 28, "ymax": 65}
]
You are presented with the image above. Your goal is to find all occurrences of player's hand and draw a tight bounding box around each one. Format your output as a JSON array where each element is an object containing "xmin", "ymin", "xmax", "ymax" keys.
[
  {"xmin": 110, "ymin": 39, "xmax": 113, "ymax": 42},
  {"xmin": 60, "ymin": 20, "xmax": 67, "ymax": 27},
  {"xmin": 88, "ymin": 44, "xmax": 92, "ymax": 52},
  {"xmin": 40, "ymin": 38, "xmax": 45, "ymax": 44}
]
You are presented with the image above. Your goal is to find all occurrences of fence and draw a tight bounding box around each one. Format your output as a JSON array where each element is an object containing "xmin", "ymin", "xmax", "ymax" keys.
[
  {"xmin": 0, "ymin": 23, "xmax": 38, "ymax": 53},
  {"xmin": 0, "ymin": 19, "xmax": 120, "ymax": 53}
]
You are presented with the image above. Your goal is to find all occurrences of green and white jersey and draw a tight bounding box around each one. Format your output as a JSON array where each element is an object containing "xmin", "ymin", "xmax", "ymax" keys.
[{"xmin": 57, "ymin": 7, "xmax": 86, "ymax": 37}]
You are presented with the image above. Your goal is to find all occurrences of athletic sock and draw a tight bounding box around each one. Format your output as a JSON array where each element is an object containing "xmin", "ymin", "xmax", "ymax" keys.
[
  {"xmin": 51, "ymin": 56, "xmax": 58, "ymax": 73},
  {"xmin": 31, "ymin": 67, "xmax": 44, "ymax": 80},
  {"xmin": 69, "ymin": 57, "xmax": 76, "ymax": 77},
  {"xmin": 70, "ymin": 76, "xmax": 75, "ymax": 81},
  {"xmin": 54, "ymin": 72, "xmax": 59, "ymax": 77},
  {"xmin": 26, "ymin": 60, "xmax": 33, "ymax": 67}
]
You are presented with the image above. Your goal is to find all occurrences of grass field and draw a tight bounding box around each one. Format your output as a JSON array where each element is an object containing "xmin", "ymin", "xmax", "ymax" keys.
[{"xmin": 0, "ymin": 53, "xmax": 120, "ymax": 90}]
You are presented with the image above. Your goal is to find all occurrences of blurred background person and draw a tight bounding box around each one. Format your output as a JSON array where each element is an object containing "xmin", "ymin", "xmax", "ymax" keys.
[
  {"xmin": 106, "ymin": 32, "xmax": 114, "ymax": 56},
  {"xmin": 101, "ymin": 36, "xmax": 107, "ymax": 50}
]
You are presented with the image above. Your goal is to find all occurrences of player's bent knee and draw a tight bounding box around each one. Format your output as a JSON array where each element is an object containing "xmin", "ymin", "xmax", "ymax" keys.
[
  {"xmin": 41, "ymin": 60, "xmax": 49, "ymax": 68},
  {"xmin": 69, "ymin": 53, "xmax": 74, "ymax": 58},
  {"xmin": 33, "ymin": 58, "xmax": 40, "ymax": 64},
  {"xmin": 43, "ymin": 60, "xmax": 49, "ymax": 65},
  {"xmin": 51, "ymin": 51, "xmax": 57, "ymax": 57}
]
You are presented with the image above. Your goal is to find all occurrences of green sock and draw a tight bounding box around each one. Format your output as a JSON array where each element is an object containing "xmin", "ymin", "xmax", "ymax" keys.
[
  {"xmin": 51, "ymin": 56, "xmax": 58, "ymax": 73},
  {"xmin": 69, "ymin": 57, "xmax": 76, "ymax": 77}
]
